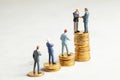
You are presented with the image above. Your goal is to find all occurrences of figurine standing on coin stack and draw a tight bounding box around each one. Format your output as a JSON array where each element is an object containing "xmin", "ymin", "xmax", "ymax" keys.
[
  {"xmin": 27, "ymin": 46, "xmax": 44, "ymax": 77},
  {"xmin": 46, "ymin": 40, "xmax": 56, "ymax": 64},
  {"xmin": 59, "ymin": 29, "xmax": 75, "ymax": 66},
  {"xmin": 81, "ymin": 8, "xmax": 89, "ymax": 33},
  {"xmin": 74, "ymin": 8, "xmax": 90, "ymax": 61},
  {"xmin": 44, "ymin": 40, "xmax": 61, "ymax": 72},
  {"xmin": 60, "ymin": 29, "xmax": 70, "ymax": 56},
  {"xmin": 73, "ymin": 8, "xmax": 80, "ymax": 33}
]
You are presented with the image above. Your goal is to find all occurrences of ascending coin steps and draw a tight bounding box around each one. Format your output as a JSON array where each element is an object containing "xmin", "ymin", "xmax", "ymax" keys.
[
  {"xmin": 74, "ymin": 31, "xmax": 91, "ymax": 61},
  {"xmin": 27, "ymin": 71, "xmax": 44, "ymax": 77},
  {"xmin": 59, "ymin": 53, "xmax": 75, "ymax": 66},
  {"xmin": 44, "ymin": 62, "xmax": 61, "ymax": 72},
  {"xmin": 27, "ymin": 31, "xmax": 91, "ymax": 77}
]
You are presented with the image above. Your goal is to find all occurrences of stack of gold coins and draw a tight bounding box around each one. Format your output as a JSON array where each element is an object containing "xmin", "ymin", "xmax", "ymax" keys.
[
  {"xmin": 44, "ymin": 62, "xmax": 61, "ymax": 72},
  {"xmin": 74, "ymin": 32, "xmax": 90, "ymax": 61},
  {"xmin": 27, "ymin": 71, "xmax": 44, "ymax": 77},
  {"xmin": 59, "ymin": 53, "xmax": 75, "ymax": 66}
]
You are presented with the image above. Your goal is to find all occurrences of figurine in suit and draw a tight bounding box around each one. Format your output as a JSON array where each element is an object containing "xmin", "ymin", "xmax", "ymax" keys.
[
  {"xmin": 46, "ymin": 40, "xmax": 56, "ymax": 64},
  {"xmin": 73, "ymin": 9, "xmax": 80, "ymax": 33},
  {"xmin": 81, "ymin": 8, "xmax": 89, "ymax": 33},
  {"xmin": 60, "ymin": 29, "xmax": 70, "ymax": 56},
  {"xmin": 33, "ymin": 46, "xmax": 42, "ymax": 74}
]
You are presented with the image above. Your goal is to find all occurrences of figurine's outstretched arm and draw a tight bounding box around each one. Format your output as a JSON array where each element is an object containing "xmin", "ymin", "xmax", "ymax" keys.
[
  {"xmin": 38, "ymin": 51, "xmax": 42, "ymax": 56},
  {"xmin": 66, "ymin": 35, "xmax": 70, "ymax": 41},
  {"xmin": 79, "ymin": 16, "xmax": 83, "ymax": 18}
]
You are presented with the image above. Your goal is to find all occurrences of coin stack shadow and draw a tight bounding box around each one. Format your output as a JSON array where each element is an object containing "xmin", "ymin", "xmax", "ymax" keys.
[{"xmin": 74, "ymin": 32, "xmax": 90, "ymax": 61}]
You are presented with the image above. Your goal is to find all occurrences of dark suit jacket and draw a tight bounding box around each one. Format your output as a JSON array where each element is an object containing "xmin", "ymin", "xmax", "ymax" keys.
[
  {"xmin": 33, "ymin": 50, "xmax": 41, "ymax": 61},
  {"xmin": 73, "ymin": 12, "xmax": 79, "ymax": 22}
]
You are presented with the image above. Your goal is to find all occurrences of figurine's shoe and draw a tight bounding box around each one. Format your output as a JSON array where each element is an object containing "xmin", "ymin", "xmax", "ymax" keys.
[
  {"xmin": 75, "ymin": 31, "xmax": 80, "ymax": 33},
  {"xmin": 53, "ymin": 62, "xmax": 56, "ymax": 64},
  {"xmin": 38, "ymin": 72, "xmax": 42, "ymax": 74},
  {"xmin": 77, "ymin": 30, "xmax": 80, "ymax": 32},
  {"xmin": 67, "ymin": 54, "xmax": 71, "ymax": 56},
  {"xmin": 33, "ymin": 71, "xmax": 35, "ymax": 74}
]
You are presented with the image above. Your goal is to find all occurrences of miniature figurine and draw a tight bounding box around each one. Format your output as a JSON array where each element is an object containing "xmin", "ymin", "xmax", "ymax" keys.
[
  {"xmin": 46, "ymin": 40, "xmax": 56, "ymax": 64},
  {"xmin": 81, "ymin": 8, "xmax": 89, "ymax": 33},
  {"xmin": 33, "ymin": 46, "xmax": 42, "ymax": 74},
  {"xmin": 73, "ymin": 8, "xmax": 80, "ymax": 33},
  {"xmin": 60, "ymin": 29, "xmax": 70, "ymax": 56}
]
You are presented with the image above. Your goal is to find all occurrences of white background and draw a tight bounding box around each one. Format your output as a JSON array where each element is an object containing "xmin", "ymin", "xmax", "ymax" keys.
[{"xmin": 0, "ymin": 0, "xmax": 120, "ymax": 80}]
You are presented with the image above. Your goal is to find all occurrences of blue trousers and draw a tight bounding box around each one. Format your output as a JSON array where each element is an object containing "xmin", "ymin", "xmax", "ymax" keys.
[
  {"xmin": 62, "ymin": 43, "xmax": 69, "ymax": 55},
  {"xmin": 84, "ymin": 22, "xmax": 88, "ymax": 33},
  {"xmin": 33, "ymin": 60, "xmax": 40, "ymax": 73},
  {"xmin": 49, "ymin": 53, "xmax": 55, "ymax": 64}
]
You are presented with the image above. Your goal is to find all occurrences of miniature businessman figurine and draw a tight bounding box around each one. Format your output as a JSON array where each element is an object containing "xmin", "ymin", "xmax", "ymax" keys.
[
  {"xmin": 81, "ymin": 8, "xmax": 89, "ymax": 33},
  {"xmin": 73, "ymin": 9, "xmax": 80, "ymax": 33},
  {"xmin": 33, "ymin": 46, "xmax": 42, "ymax": 74},
  {"xmin": 60, "ymin": 29, "xmax": 70, "ymax": 56},
  {"xmin": 46, "ymin": 40, "xmax": 56, "ymax": 64}
]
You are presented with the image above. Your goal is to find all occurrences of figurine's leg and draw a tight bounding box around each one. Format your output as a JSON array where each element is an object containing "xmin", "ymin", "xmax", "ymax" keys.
[
  {"xmin": 74, "ymin": 22, "xmax": 77, "ymax": 33},
  {"xmin": 49, "ymin": 54, "xmax": 51, "ymax": 64},
  {"xmin": 37, "ymin": 61, "xmax": 40, "ymax": 74},
  {"xmin": 74, "ymin": 22, "xmax": 76, "ymax": 33},
  {"xmin": 65, "ymin": 44, "xmax": 69, "ymax": 55},
  {"xmin": 62, "ymin": 43, "xmax": 64, "ymax": 56},
  {"xmin": 84, "ymin": 22, "xmax": 88, "ymax": 33},
  {"xmin": 51, "ymin": 53, "xmax": 55, "ymax": 64},
  {"xmin": 76, "ymin": 22, "xmax": 78, "ymax": 32},
  {"xmin": 33, "ymin": 61, "xmax": 36, "ymax": 74}
]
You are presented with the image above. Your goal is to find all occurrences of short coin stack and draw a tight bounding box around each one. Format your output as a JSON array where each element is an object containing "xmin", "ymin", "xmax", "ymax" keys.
[
  {"xmin": 44, "ymin": 62, "xmax": 61, "ymax": 72},
  {"xmin": 27, "ymin": 71, "xmax": 44, "ymax": 77},
  {"xmin": 74, "ymin": 32, "xmax": 90, "ymax": 61},
  {"xmin": 59, "ymin": 53, "xmax": 75, "ymax": 66}
]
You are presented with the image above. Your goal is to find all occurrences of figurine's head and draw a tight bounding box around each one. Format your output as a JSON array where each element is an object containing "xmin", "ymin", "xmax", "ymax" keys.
[
  {"xmin": 36, "ymin": 46, "xmax": 39, "ymax": 50},
  {"xmin": 75, "ymin": 8, "xmax": 79, "ymax": 12},
  {"xmin": 64, "ymin": 29, "xmax": 67, "ymax": 33},
  {"xmin": 47, "ymin": 39, "xmax": 49, "ymax": 42},
  {"xmin": 84, "ymin": 8, "xmax": 88, "ymax": 12}
]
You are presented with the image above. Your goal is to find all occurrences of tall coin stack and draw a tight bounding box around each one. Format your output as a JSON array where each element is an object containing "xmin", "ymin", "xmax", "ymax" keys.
[{"xmin": 74, "ymin": 32, "xmax": 90, "ymax": 61}]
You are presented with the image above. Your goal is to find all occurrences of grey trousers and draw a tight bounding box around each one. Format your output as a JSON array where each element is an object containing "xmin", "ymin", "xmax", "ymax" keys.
[
  {"xmin": 84, "ymin": 22, "xmax": 88, "ymax": 33},
  {"xmin": 62, "ymin": 43, "xmax": 69, "ymax": 55},
  {"xmin": 74, "ymin": 22, "xmax": 78, "ymax": 32},
  {"xmin": 33, "ymin": 60, "xmax": 40, "ymax": 73}
]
